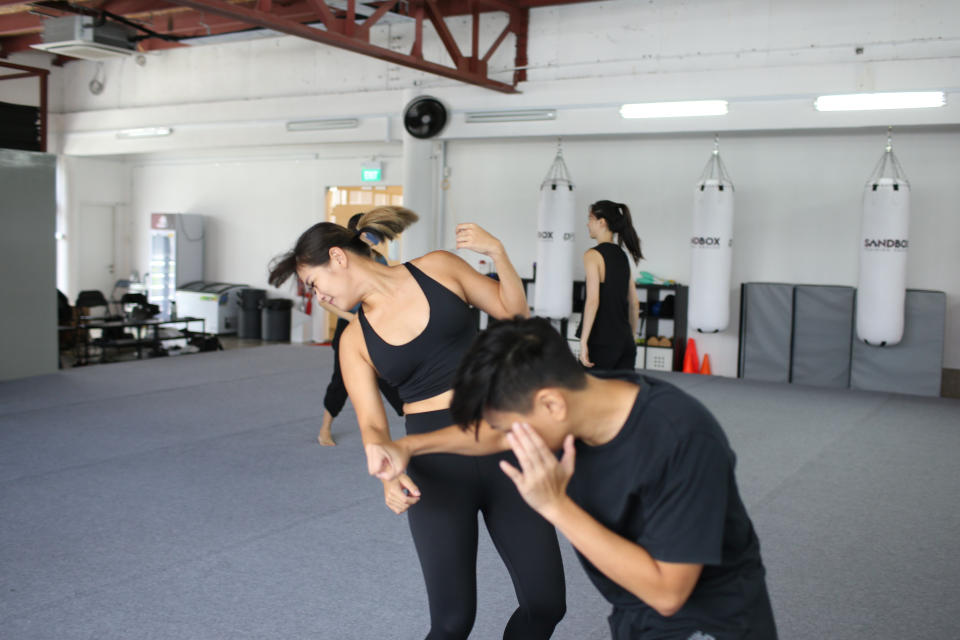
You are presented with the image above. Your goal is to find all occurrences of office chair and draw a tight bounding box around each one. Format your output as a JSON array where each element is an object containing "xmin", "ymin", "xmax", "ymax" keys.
[{"xmin": 75, "ymin": 290, "xmax": 112, "ymax": 320}]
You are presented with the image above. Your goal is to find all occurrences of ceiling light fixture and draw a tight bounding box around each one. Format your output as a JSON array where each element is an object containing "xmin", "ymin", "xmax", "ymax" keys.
[
  {"xmin": 620, "ymin": 100, "xmax": 729, "ymax": 119},
  {"xmin": 464, "ymin": 109, "xmax": 557, "ymax": 123},
  {"xmin": 814, "ymin": 91, "xmax": 946, "ymax": 111},
  {"xmin": 116, "ymin": 126, "xmax": 173, "ymax": 139},
  {"xmin": 286, "ymin": 118, "xmax": 360, "ymax": 132}
]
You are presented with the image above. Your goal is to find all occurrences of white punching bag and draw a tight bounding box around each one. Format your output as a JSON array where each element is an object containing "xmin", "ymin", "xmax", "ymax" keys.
[
  {"xmin": 689, "ymin": 141, "xmax": 735, "ymax": 333},
  {"xmin": 534, "ymin": 146, "xmax": 576, "ymax": 319},
  {"xmin": 857, "ymin": 135, "xmax": 910, "ymax": 346}
]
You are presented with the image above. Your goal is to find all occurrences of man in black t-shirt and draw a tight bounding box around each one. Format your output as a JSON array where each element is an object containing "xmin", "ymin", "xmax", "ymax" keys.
[{"xmin": 448, "ymin": 317, "xmax": 778, "ymax": 640}]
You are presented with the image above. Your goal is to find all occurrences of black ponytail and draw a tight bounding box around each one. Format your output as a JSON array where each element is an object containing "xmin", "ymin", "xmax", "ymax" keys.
[
  {"xmin": 267, "ymin": 207, "xmax": 418, "ymax": 288},
  {"xmin": 589, "ymin": 200, "xmax": 643, "ymax": 264}
]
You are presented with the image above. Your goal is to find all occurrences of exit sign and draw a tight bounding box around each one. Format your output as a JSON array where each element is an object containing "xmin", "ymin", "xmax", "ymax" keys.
[{"xmin": 361, "ymin": 162, "xmax": 382, "ymax": 182}]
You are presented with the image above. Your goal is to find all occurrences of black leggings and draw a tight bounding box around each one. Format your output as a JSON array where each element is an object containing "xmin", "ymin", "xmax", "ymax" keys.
[
  {"xmin": 404, "ymin": 409, "xmax": 566, "ymax": 639},
  {"xmin": 586, "ymin": 338, "xmax": 637, "ymax": 371},
  {"xmin": 323, "ymin": 318, "xmax": 404, "ymax": 417}
]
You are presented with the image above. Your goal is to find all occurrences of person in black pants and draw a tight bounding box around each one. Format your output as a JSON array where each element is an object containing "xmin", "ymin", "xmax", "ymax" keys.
[
  {"xmin": 577, "ymin": 200, "xmax": 642, "ymax": 370},
  {"xmin": 269, "ymin": 207, "xmax": 565, "ymax": 639},
  {"xmin": 316, "ymin": 214, "xmax": 403, "ymax": 445},
  {"xmin": 447, "ymin": 317, "xmax": 778, "ymax": 640},
  {"xmin": 402, "ymin": 408, "xmax": 565, "ymax": 638}
]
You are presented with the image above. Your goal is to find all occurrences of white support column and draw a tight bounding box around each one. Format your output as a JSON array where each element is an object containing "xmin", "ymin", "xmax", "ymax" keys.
[
  {"xmin": 402, "ymin": 134, "xmax": 437, "ymax": 259},
  {"xmin": 401, "ymin": 91, "xmax": 446, "ymax": 259}
]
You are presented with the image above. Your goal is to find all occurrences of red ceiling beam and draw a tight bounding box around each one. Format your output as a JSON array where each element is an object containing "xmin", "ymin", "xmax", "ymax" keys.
[
  {"xmin": 353, "ymin": 0, "xmax": 396, "ymax": 40},
  {"xmin": 409, "ymin": 0, "xmax": 422, "ymax": 58},
  {"xmin": 424, "ymin": 0, "xmax": 463, "ymax": 68},
  {"xmin": 138, "ymin": 4, "xmax": 324, "ymax": 37},
  {"xmin": 59, "ymin": 0, "xmax": 190, "ymax": 15},
  {"xmin": 164, "ymin": 0, "xmax": 520, "ymax": 92},
  {"xmin": 138, "ymin": 37, "xmax": 184, "ymax": 50},
  {"xmin": 344, "ymin": 0, "xmax": 354, "ymax": 36},
  {"xmin": 0, "ymin": 1, "xmax": 333, "ymax": 41},
  {"xmin": 0, "ymin": 0, "xmax": 587, "ymax": 87},
  {"xmin": 0, "ymin": 13, "xmax": 45, "ymax": 36},
  {"xmin": 0, "ymin": 31, "xmax": 41, "ymax": 55},
  {"xmin": 303, "ymin": 0, "xmax": 337, "ymax": 30},
  {"xmin": 470, "ymin": 2, "xmax": 477, "ymax": 52},
  {"xmin": 512, "ymin": 6, "xmax": 527, "ymax": 84},
  {"xmin": 0, "ymin": 1, "xmax": 187, "ymax": 38}
]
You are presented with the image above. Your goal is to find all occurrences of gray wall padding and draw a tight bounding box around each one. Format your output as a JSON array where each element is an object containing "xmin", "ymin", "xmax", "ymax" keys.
[
  {"xmin": 739, "ymin": 283, "xmax": 794, "ymax": 383},
  {"xmin": 0, "ymin": 149, "xmax": 57, "ymax": 381},
  {"xmin": 790, "ymin": 285, "xmax": 855, "ymax": 388},
  {"xmin": 850, "ymin": 289, "xmax": 946, "ymax": 397}
]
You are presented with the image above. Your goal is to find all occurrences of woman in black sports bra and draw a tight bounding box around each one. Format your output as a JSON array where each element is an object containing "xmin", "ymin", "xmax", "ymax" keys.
[
  {"xmin": 578, "ymin": 200, "xmax": 643, "ymax": 370},
  {"xmin": 268, "ymin": 206, "xmax": 565, "ymax": 640}
]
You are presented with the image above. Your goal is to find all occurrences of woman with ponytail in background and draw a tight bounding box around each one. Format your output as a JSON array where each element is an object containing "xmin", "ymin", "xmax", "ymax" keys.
[
  {"xmin": 268, "ymin": 207, "xmax": 565, "ymax": 640},
  {"xmin": 578, "ymin": 200, "xmax": 643, "ymax": 370}
]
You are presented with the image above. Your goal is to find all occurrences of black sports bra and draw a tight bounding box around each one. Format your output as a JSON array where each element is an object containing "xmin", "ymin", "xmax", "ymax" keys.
[{"xmin": 358, "ymin": 262, "xmax": 478, "ymax": 403}]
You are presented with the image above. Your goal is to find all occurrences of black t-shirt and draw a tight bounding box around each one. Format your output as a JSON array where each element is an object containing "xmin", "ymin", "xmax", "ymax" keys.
[{"xmin": 567, "ymin": 372, "xmax": 777, "ymax": 639}]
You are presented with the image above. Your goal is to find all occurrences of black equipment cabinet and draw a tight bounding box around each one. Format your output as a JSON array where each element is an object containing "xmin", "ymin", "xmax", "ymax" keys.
[{"xmin": 635, "ymin": 283, "xmax": 689, "ymax": 372}]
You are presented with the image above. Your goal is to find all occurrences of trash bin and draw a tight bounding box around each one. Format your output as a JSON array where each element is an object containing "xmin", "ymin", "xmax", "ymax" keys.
[
  {"xmin": 237, "ymin": 288, "xmax": 266, "ymax": 339},
  {"xmin": 261, "ymin": 298, "xmax": 294, "ymax": 342}
]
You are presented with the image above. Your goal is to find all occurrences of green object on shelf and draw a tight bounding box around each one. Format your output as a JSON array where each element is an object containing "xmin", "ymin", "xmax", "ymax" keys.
[{"xmin": 636, "ymin": 271, "xmax": 676, "ymax": 285}]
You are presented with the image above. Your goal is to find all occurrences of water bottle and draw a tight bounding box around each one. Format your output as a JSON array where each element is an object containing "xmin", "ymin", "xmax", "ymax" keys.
[{"xmin": 170, "ymin": 300, "xmax": 177, "ymax": 320}]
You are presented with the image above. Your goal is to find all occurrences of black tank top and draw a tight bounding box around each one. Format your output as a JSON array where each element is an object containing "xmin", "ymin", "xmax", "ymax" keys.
[
  {"xmin": 588, "ymin": 243, "xmax": 632, "ymax": 347},
  {"xmin": 358, "ymin": 262, "xmax": 478, "ymax": 403}
]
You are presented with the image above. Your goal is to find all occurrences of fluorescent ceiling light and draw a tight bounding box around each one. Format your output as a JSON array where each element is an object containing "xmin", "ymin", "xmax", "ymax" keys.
[
  {"xmin": 620, "ymin": 100, "xmax": 728, "ymax": 119},
  {"xmin": 814, "ymin": 91, "xmax": 945, "ymax": 111},
  {"xmin": 286, "ymin": 118, "xmax": 360, "ymax": 131},
  {"xmin": 464, "ymin": 109, "xmax": 557, "ymax": 123},
  {"xmin": 116, "ymin": 127, "xmax": 173, "ymax": 139}
]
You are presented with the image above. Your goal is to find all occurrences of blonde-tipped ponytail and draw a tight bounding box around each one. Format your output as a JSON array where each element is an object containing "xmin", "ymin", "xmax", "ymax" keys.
[{"xmin": 355, "ymin": 206, "xmax": 419, "ymax": 241}]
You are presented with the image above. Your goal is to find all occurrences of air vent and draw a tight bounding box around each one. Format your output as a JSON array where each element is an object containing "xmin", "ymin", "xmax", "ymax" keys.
[{"xmin": 32, "ymin": 15, "xmax": 137, "ymax": 60}]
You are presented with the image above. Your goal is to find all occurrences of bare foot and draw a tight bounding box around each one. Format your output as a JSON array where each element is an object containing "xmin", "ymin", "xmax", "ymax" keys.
[{"xmin": 317, "ymin": 421, "xmax": 336, "ymax": 446}]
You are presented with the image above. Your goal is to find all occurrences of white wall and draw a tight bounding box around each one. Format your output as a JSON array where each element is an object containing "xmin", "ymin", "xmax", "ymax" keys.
[
  {"xmin": 58, "ymin": 156, "xmax": 131, "ymax": 301},
  {"xmin": 127, "ymin": 143, "xmax": 402, "ymax": 295},
  {"xmin": 524, "ymin": 0, "xmax": 960, "ymax": 82},
  {"xmin": 444, "ymin": 127, "xmax": 960, "ymax": 376},
  {"xmin": 0, "ymin": 75, "xmax": 43, "ymax": 107}
]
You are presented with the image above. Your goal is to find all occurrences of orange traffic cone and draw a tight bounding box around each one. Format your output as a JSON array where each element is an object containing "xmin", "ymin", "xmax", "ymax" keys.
[
  {"xmin": 699, "ymin": 353, "xmax": 712, "ymax": 375},
  {"xmin": 682, "ymin": 338, "xmax": 699, "ymax": 374}
]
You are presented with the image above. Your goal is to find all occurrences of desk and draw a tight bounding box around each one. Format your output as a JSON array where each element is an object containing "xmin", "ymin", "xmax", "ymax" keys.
[{"xmin": 63, "ymin": 316, "xmax": 206, "ymax": 365}]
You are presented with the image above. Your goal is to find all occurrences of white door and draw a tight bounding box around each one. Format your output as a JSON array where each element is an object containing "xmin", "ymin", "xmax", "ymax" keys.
[{"xmin": 77, "ymin": 203, "xmax": 116, "ymax": 303}]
